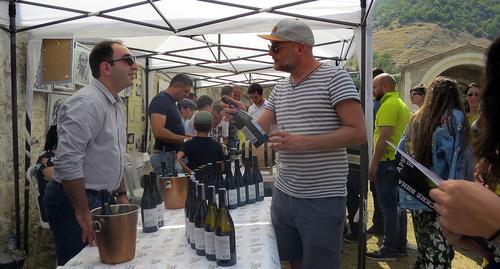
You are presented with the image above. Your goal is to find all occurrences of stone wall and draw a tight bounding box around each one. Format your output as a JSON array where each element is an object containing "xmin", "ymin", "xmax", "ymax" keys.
[{"xmin": 0, "ymin": 30, "xmax": 56, "ymax": 268}]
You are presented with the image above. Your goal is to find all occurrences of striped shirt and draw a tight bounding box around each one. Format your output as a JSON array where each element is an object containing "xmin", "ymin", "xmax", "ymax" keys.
[{"xmin": 266, "ymin": 63, "xmax": 360, "ymax": 198}]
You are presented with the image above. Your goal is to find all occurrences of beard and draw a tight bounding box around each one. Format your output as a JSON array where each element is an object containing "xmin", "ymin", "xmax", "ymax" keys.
[{"xmin": 274, "ymin": 54, "xmax": 297, "ymax": 73}]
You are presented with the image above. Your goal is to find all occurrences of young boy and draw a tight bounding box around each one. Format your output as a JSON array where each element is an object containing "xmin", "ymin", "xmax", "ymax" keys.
[{"xmin": 177, "ymin": 111, "xmax": 224, "ymax": 173}]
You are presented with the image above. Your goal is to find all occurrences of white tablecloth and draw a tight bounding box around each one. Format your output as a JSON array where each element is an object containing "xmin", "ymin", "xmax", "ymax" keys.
[{"xmin": 60, "ymin": 198, "xmax": 280, "ymax": 269}]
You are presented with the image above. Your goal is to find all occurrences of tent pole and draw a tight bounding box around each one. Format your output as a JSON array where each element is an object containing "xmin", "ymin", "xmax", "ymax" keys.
[
  {"xmin": 9, "ymin": 0, "xmax": 22, "ymax": 251},
  {"xmin": 142, "ymin": 58, "xmax": 150, "ymax": 153},
  {"xmin": 358, "ymin": 0, "xmax": 368, "ymax": 269}
]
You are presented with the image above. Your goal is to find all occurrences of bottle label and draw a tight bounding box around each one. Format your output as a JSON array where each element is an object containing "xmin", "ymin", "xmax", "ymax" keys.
[
  {"xmin": 241, "ymin": 127, "xmax": 257, "ymax": 144},
  {"xmin": 228, "ymin": 189, "xmax": 238, "ymax": 206},
  {"xmin": 215, "ymin": 235, "xmax": 231, "ymax": 260},
  {"xmin": 142, "ymin": 208, "xmax": 158, "ymax": 228},
  {"xmin": 157, "ymin": 204, "xmax": 164, "ymax": 223},
  {"xmin": 204, "ymin": 231, "xmax": 215, "ymax": 255},
  {"xmin": 189, "ymin": 222, "xmax": 195, "ymax": 243},
  {"xmin": 248, "ymin": 185, "xmax": 256, "ymax": 199},
  {"xmin": 239, "ymin": 187, "xmax": 246, "ymax": 201},
  {"xmin": 195, "ymin": 227, "xmax": 205, "ymax": 250},
  {"xmin": 259, "ymin": 182, "xmax": 264, "ymax": 197}
]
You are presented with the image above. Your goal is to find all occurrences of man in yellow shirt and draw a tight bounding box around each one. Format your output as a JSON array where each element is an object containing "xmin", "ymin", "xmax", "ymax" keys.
[{"xmin": 367, "ymin": 73, "xmax": 410, "ymax": 261}]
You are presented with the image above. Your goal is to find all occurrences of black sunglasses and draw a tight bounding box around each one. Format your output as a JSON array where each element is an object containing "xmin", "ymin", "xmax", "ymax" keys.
[
  {"xmin": 268, "ymin": 43, "xmax": 290, "ymax": 54},
  {"xmin": 107, "ymin": 55, "xmax": 136, "ymax": 66}
]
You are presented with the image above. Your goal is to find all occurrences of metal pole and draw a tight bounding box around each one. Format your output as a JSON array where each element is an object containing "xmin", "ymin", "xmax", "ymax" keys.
[
  {"xmin": 9, "ymin": 0, "xmax": 22, "ymax": 251},
  {"xmin": 358, "ymin": 0, "xmax": 368, "ymax": 269},
  {"xmin": 142, "ymin": 58, "xmax": 150, "ymax": 152}
]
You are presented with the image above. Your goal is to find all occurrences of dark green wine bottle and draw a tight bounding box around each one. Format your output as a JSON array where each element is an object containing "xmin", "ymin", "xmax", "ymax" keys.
[
  {"xmin": 253, "ymin": 156, "xmax": 265, "ymax": 201},
  {"xmin": 224, "ymin": 159, "xmax": 238, "ymax": 209},
  {"xmin": 141, "ymin": 174, "xmax": 158, "ymax": 233},
  {"xmin": 189, "ymin": 181, "xmax": 198, "ymax": 249},
  {"xmin": 194, "ymin": 183, "xmax": 207, "ymax": 256},
  {"xmin": 234, "ymin": 158, "xmax": 246, "ymax": 206},
  {"xmin": 204, "ymin": 186, "xmax": 217, "ymax": 261},
  {"xmin": 215, "ymin": 188, "xmax": 237, "ymax": 266},
  {"xmin": 244, "ymin": 158, "xmax": 256, "ymax": 204}
]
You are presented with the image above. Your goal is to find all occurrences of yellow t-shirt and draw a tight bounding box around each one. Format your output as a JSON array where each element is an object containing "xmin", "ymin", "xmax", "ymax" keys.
[{"xmin": 374, "ymin": 91, "xmax": 411, "ymax": 161}]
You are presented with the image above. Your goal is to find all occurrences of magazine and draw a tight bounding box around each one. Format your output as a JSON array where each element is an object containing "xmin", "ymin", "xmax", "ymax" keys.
[{"xmin": 387, "ymin": 141, "xmax": 442, "ymax": 210}]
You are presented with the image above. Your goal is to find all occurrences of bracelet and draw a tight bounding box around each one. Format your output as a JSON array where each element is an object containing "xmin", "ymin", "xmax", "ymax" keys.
[{"xmin": 114, "ymin": 191, "xmax": 127, "ymax": 197}]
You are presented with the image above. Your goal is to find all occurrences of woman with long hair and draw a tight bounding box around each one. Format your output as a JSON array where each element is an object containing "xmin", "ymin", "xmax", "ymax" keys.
[
  {"xmin": 430, "ymin": 36, "xmax": 500, "ymax": 268},
  {"xmin": 399, "ymin": 76, "xmax": 473, "ymax": 268}
]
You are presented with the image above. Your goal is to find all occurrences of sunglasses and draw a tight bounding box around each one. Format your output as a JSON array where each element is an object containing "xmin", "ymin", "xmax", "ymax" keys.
[
  {"xmin": 466, "ymin": 93, "xmax": 479, "ymax": 97},
  {"xmin": 268, "ymin": 43, "xmax": 295, "ymax": 54},
  {"xmin": 107, "ymin": 55, "xmax": 136, "ymax": 66}
]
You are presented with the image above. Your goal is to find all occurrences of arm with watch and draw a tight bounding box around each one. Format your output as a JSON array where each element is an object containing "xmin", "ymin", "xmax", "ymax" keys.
[{"xmin": 114, "ymin": 177, "xmax": 129, "ymax": 204}]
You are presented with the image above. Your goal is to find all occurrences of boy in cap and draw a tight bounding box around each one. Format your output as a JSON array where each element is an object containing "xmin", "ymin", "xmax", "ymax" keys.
[{"xmin": 176, "ymin": 111, "xmax": 224, "ymax": 173}]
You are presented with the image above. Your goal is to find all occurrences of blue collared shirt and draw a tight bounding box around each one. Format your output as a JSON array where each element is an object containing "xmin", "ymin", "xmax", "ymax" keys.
[{"xmin": 53, "ymin": 79, "xmax": 126, "ymax": 191}]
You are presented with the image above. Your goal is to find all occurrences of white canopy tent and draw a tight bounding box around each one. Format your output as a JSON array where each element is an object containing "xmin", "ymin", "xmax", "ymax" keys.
[{"xmin": 1, "ymin": 0, "xmax": 375, "ymax": 267}]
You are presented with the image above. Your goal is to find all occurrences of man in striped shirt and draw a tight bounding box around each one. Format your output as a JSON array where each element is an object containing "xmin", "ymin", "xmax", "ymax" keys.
[{"xmin": 255, "ymin": 18, "xmax": 367, "ymax": 269}]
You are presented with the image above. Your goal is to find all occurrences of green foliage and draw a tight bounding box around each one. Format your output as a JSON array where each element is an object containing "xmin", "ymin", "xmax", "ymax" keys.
[{"xmin": 374, "ymin": 0, "xmax": 499, "ymax": 40}]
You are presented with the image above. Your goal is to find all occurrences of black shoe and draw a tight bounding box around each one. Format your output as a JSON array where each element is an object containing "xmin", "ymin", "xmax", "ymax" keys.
[
  {"xmin": 366, "ymin": 248, "xmax": 407, "ymax": 261},
  {"xmin": 343, "ymin": 233, "xmax": 359, "ymax": 243},
  {"xmin": 366, "ymin": 225, "xmax": 383, "ymax": 236}
]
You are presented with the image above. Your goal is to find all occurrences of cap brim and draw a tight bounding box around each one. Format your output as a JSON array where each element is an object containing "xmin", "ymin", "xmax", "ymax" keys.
[{"xmin": 257, "ymin": 34, "xmax": 289, "ymax": 42}]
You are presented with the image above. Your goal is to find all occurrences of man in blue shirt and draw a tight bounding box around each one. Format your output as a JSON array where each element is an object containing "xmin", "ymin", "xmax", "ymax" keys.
[{"xmin": 148, "ymin": 73, "xmax": 193, "ymax": 176}]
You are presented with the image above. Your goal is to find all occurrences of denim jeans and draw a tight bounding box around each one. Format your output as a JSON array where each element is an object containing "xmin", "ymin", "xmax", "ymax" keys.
[
  {"xmin": 44, "ymin": 181, "xmax": 105, "ymax": 265},
  {"xmin": 150, "ymin": 151, "xmax": 183, "ymax": 176},
  {"xmin": 374, "ymin": 160, "xmax": 407, "ymax": 251}
]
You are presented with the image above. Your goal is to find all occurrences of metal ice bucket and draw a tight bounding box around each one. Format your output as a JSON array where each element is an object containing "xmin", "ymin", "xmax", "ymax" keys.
[
  {"xmin": 159, "ymin": 175, "xmax": 189, "ymax": 209},
  {"xmin": 91, "ymin": 204, "xmax": 139, "ymax": 264}
]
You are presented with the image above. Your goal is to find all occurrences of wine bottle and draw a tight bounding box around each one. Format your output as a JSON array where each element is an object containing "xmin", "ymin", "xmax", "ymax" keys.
[
  {"xmin": 215, "ymin": 188, "xmax": 237, "ymax": 266},
  {"xmin": 221, "ymin": 96, "xmax": 268, "ymax": 147},
  {"xmin": 185, "ymin": 176, "xmax": 195, "ymax": 243},
  {"xmin": 216, "ymin": 161, "xmax": 225, "ymax": 194},
  {"xmin": 141, "ymin": 174, "xmax": 158, "ymax": 233},
  {"xmin": 100, "ymin": 190, "xmax": 113, "ymax": 215},
  {"xmin": 160, "ymin": 161, "xmax": 167, "ymax": 177},
  {"xmin": 244, "ymin": 158, "xmax": 256, "ymax": 204},
  {"xmin": 150, "ymin": 171, "xmax": 164, "ymax": 227},
  {"xmin": 194, "ymin": 183, "xmax": 207, "ymax": 256},
  {"xmin": 224, "ymin": 159, "xmax": 238, "ymax": 209},
  {"xmin": 204, "ymin": 186, "xmax": 217, "ymax": 261},
  {"xmin": 234, "ymin": 159, "xmax": 246, "ymax": 207},
  {"xmin": 253, "ymin": 156, "xmax": 265, "ymax": 201},
  {"xmin": 189, "ymin": 180, "xmax": 198, "ymax": 249}
]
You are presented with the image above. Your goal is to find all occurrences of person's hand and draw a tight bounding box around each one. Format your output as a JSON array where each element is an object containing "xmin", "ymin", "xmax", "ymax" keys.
[
  {"xmin": 75, "ymin": 210, "xmax": 95, "ymax": 246},
  {"xmin": 430, "ymin": 180, "xmax": 500, "ymax": 238},
  {"xmin": 268, "ymin": 131, "xmax": 305, "ymax": 151},
  {"xmin": 40, "ymin": 157, "xmax": 48, "ymax": 166},
  {"xmin": 116, "ymin": 194, "xmax": 129, "ymax": 204},
  {"xmin": 440, "ymin": 225, "xmax": 493, "ymax": 260},
  {"xmin": 368, "ymin": 162, "xmax": 378, "ymax": 182},
  {"xmin": 221, "ymin": 96, "xmax": 246, "ymax": 122}
]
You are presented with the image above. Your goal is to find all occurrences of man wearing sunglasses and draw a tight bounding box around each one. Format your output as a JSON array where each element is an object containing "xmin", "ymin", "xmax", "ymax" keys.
[
  {"xmin": 45, "ymin": 41, "xmax": 138, "ymax": 265},
  {"xmin": 254, "ymin": 18, "xmax": 367, "ymax": 269}
]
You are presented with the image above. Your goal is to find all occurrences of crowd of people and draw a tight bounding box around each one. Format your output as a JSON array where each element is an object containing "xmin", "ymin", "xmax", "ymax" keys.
[{"xmin": 33, "ymin": 17, "xmax": 500, "ymax": 269}]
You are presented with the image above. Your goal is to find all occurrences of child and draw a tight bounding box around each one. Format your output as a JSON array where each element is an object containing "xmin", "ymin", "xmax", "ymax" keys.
[{"xmin": 177, "ymin": 111, "xmax": 224, "ymax": 173}]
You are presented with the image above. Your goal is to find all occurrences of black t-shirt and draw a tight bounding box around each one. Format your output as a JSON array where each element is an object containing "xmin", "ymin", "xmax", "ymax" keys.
[
  {"xmin": 180, "ymin": 137, "xmax": 223, "ymax": 170},
  {"xmin": 148, "ymin": 92, "xmax": 185, "ymax": 151}
]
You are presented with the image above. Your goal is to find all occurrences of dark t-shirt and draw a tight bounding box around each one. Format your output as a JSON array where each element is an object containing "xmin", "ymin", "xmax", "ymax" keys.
[
  {"xmin": 148, "ymin": 92, "xmax": 185, "ymax": 152},
  {"xmin": 180, "ymin": 137, "xmax": 223, "ymax": 170}
]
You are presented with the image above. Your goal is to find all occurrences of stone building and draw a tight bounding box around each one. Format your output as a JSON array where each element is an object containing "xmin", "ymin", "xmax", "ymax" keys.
[{"xmin": 401, "ymin": 43, "xmax": 487, "ymax": 110}]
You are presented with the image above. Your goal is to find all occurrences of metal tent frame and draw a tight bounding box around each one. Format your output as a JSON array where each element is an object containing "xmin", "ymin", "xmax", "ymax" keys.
[{"xmin": 2, "ymin": 0, "xmax": 374, "ymax": 267}]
